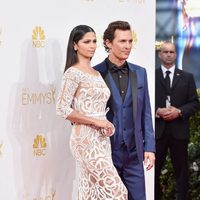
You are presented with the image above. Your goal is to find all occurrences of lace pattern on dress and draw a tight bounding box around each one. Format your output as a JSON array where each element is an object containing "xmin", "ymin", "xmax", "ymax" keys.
[{"xmin": 56, "ymin": 67, "xmax": 127, "ymax": 200}]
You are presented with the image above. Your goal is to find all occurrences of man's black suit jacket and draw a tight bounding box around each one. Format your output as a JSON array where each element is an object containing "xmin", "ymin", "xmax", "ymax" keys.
[{"xmin": 155, "ymin": 67, "xmax": 199, "ymax": 140}]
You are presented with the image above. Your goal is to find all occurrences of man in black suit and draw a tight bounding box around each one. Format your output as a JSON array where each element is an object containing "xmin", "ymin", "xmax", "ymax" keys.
[{"xmin": 155, "ymin": 42, "xmax": 200, "ymax": 200}]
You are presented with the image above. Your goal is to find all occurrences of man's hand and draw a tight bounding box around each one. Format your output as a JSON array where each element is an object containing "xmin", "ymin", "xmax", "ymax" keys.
[
  {"xmin": 156, "ymin": 106, "xmax": 181, "ymax": 121},
  {"xmin": 144, "ymin": 152, "xmax": 155, "ymax": 171},
  {"xmin": 156, "ymin": 107, "xmax": 171, "ymax": 118}
]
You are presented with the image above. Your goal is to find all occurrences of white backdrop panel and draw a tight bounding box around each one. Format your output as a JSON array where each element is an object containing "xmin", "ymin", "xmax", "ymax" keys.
[{"xmin": 0, "ymin": 0, "xmax": 155, "ymax": 199}]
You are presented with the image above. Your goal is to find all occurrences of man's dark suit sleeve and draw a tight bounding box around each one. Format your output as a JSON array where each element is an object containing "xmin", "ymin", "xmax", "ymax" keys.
[{"xmin": 179, "ymin": 73, "xmax": 200, "ymax": 119}]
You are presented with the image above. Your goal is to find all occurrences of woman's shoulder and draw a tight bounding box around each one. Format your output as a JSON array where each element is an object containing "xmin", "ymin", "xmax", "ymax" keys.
[
  {"xmin": 62, "ymin": 66, "xmax": 83, "ymax": 83},
  {"xmin": 64, "ymin": 66, "xmax": 79, "ymax": 73},
  {"xmin": 68, "ymin": 66, "xmax": 100, "ymax": 77},
  {"xmin": 64, "ymin": 66, "xmax": 82, "ymax": 76}
]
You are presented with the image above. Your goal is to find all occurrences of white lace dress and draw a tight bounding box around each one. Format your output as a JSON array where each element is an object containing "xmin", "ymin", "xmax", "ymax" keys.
[{"xmin": 56, "ymin": 67, "xmax": 127, "ymax": 200}]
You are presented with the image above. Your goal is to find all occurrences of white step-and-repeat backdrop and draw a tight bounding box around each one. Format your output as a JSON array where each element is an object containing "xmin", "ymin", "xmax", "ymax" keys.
[{"xmin": 0, "ymin": 0, "xmax": 155, "ymax": 199}]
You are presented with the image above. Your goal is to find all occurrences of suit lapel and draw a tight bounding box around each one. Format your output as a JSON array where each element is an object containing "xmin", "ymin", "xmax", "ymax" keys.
[
  {"xmin": 97, "ymin": 61, "xmax": 116, "ymax": 110},
  {"xmin": 171, "ymin": 68, "xmax": 182, "ymax": 90},
  {"xmin": 129, "ymin": 65, "xmax": 137, "ymax": 121},
  {"xmin": 157, "ymin": 67, "xmax": 182, "ymax": 93},
  {"xmin": 157, "ymin": 68, "xmax": 166, "ymax": 90},
  {"xmin": 108, "ymin": 73, "xmax": 122, "ymax": 104}
]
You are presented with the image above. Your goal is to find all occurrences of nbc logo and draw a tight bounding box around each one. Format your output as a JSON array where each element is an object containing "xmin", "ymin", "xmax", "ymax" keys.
[
  {"xmin": 32, "ymin": 26, "xmax": 46, "ymax": 48},
  {"xmin": 132, "ymin": 30, "xmax": 137, "ymax": 48},
  {"xmin": 33, "ymin": 134, "xmax": 47, "ymax": 156}
]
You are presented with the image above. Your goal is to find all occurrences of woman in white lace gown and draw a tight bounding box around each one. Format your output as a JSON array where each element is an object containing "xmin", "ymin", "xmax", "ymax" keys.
[{"xmin": 56, "ymin": 25, "xmax": 127, "ymax": 200}]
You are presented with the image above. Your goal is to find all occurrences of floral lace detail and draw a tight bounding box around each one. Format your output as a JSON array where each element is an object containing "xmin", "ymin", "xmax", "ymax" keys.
[{"xmin": 56, "ymin": 67, "xmax": 127, "ymax": 200}]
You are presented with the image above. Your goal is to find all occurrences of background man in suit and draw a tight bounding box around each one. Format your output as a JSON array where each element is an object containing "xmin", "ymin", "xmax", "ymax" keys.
[
  {"xmin": 155, "ymin": 42, "xmax": 200, "ymax": 200},
  {"xmin": 95, "ymin": 20, "xmax": 155, "ymax": 200}
]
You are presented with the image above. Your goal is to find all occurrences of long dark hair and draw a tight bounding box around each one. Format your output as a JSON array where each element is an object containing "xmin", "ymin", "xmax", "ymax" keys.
[{"xmin": 64, "ymin": 25, "xmax": 95, "ymax": 73}]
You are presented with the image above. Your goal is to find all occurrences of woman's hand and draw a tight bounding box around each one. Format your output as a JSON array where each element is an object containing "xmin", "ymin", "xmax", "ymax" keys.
[
  {"xmin": 94, "ymin": 119, "xmax": 115, "ymax": 137},
  {"xmin": 101, "ymin": 125, "xmax": 115, "ymax": 137}
]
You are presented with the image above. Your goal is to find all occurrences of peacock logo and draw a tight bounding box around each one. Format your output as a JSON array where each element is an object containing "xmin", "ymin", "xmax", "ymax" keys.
[
  {"xmin": 33, "ymin": 134, "xmax": 47, "ymax": 156},
  {"xmin": 32, "ymin": 26, "xmax": 46, "ymax": 48}
]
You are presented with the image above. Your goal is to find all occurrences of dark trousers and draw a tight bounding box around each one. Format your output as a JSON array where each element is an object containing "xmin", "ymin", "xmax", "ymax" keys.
[
  {"xmin": 155, "ymin": 128, "xmax": 189, "ymax": 200},
  {"xmin": 112, "ymin": 144, "xmax": 146, "ymax": 200}
]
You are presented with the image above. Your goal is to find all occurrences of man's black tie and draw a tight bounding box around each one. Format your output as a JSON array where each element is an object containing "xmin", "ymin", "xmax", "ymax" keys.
[
  {"xmin": 165, "ymin": 70, "xmax": 171, "ymax": 95},
  {"xmin": 110, "ymin": 65, "xmax": 128, "ymax": 74}
]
